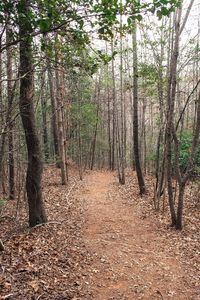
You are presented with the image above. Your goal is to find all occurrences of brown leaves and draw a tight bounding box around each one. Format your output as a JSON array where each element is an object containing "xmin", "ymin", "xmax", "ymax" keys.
[
  {"xmin": 0, "ymin": 167, "xmax": 199, "ymax": 299},
  {"xmin": 118, "ymin": 170, "xmax": 200, "ymax": 299},
  {"xmin": 0, "ymin": 166, "xmax": 91, "ymax": 300},
  {"xmin": 28, "ymin": 280, "xmax": 39, "ymax": 292}
]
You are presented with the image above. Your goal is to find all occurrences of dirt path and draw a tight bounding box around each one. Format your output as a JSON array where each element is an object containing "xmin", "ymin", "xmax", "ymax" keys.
[{"xmin": 79, "ymin": 171, "xmax": 196, "ymax": 300}]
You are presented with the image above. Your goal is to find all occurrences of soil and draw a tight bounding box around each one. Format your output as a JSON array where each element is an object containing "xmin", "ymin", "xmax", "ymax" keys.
[
  {"xmin": 79, "ymin": 171, "xmax": 199, "ymax": 300},
  {"xmin": 0, "ymin": 167, "xmax": 199, "ymax": 300}
]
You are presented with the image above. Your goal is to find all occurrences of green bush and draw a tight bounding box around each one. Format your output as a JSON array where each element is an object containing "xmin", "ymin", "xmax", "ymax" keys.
[{"xmin": 175, "ymin": 130, "xmax": 200, "ymax": 176}]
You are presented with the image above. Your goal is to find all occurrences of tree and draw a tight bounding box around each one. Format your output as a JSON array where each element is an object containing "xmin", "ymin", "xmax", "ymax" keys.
[
  {"xmin": 173, "ymin": 90, "xmax": 200, "ymax": 229},
  {"xmin": 6, "ymin": 25, "xmax": 15, "ymax": 199},
  {"xmin": 165, "ymin": 0, "xmax": 194, "ymax": 228},
  {"xmin": 18, "ymin": 0, "xmax": 47, "ymax": 227},
  {"xmin": 132, "ymin": 19, "xmax": 146, "ymax": 195}
]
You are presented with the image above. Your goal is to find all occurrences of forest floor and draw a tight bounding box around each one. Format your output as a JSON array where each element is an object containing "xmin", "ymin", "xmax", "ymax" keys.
[{"xmin": 0, "ymin": 166, "xmax": 199, "ymax": 300}]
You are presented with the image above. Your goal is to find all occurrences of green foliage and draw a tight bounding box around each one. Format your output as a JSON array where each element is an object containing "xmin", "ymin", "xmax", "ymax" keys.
[
  {"xmin": 176, "ymin": 130, "xmax": 200, "ymax": 175},
  {"xmin": 147, "ymin": 130, "xmax": 200, "ymax": 177},
  {"xmin": 147, "ymin": 151, "xmax": 157, "ymax": 162},
  {"xmin": 0, "ymin": 198, "xmax": 7, "ymax": 214},
  {"xmin": 138, "ymin": 63, "xmax": 158, "ymax": 85},
  {"xmin": 71, "ymin": 102, "xmax": 98, "ymax": 132}
]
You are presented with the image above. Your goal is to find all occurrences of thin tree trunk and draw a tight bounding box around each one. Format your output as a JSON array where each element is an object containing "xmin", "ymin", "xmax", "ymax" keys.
[
  {"xmin": 46, "ymin": 48, "xmax": 60, "ymax": 165},
  {"xmin": 78, "ymin": 110, "xmax": 83, "ymax": 180},
  {"xmin": 55, "ymin": 43, "xmax": 67, "ymax": 185},
  {"xmin": 6, "ymin": 26, "xmax": 15, "ymax": 199},
  {"xmin": 166, "ymin": 9, "xmax": 182, "ymax": 226},
  {"xmin": 111, "ymin": 40, "xmax": 116, "ymax": 171},
  {"xmin": 90, "ymin": 75, "xmax": 101, "ymax": 170},
  {"xmin": 132, "ymin": 20, "xmax": 146, "ymax": 195},
  {"xmin": 90, "ymin": 105, "xmax": 99, "ymax": 170},
  {"xmin": 0, "ymin": 37, "xmax": 4, "ymax": 193},
  {"xmin": 119, "ymin": 10, "xmax": 125, "ymax": 184},
  {"xmin": 166, "ymin": 1, "xmax": 194, "ymax": 228},
  {"xmin": 41, "ymin": 73, "xmax": 49, "ymax": 161}
]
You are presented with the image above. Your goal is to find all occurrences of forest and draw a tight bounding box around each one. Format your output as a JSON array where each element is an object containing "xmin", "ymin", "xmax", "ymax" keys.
[{"xmin": 0, "ymin": 0, "xmax": 199, "ymax": 299}]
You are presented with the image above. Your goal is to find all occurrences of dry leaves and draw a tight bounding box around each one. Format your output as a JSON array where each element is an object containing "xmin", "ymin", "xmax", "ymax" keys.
[
  {"xmin": 0, "ymin": 167, "xmax": 199, "ymax": 299},
  {"xmin": 0, "ymin": 166, "xmax": 92, "ymax": 300}
]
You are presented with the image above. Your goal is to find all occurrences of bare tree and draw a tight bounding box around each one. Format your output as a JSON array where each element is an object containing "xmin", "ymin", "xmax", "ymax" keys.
[{"xmin": 132, "ymin": 19, "xmax": 146, "ymax": 195}]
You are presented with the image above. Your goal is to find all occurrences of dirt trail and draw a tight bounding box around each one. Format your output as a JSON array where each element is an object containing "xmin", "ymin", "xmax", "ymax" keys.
[{"xmin": 79, "ymin": 171, "xmax": 195, "ymax": 300}]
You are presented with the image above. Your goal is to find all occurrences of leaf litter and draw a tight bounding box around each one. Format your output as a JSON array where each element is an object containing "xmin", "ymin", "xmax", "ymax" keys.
[{"xmin": 0, "ymin": 167, "xmax": 199, "ymax": 300}]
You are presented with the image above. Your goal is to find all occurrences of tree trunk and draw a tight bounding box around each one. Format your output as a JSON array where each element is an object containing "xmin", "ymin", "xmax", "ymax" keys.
[
  {"xmin": 119, "ymin": 11, "xmax": 125, "ymax": 184},
  {"xmin": 106, "ymin": 43, "xmax": 112, "ymax": 169},
  {"xmin": 55, "ymin": 44, "xmax": 67, "ymax": 185},
  {"xmin": 41, "ymin": 74, "xmax": 49, "ymax": 161},
  {"xmin": 90, "ymin": 75, "xmax": 100, "ymax": 170},
  {"xmin": 111, "ymin": 40, "xmax": 116, "ymax": 171},
  {"xmin": 46, "ymin": 56, "xmax": 60, "ymax": 164},
  {"xmin": 90, "ymin": 105, "xmax": 99, "ymax": 170},
  {"xmin": 6, "ymin": 26, "xmax": 15, "ymax": 199},
  {"xmin": 132, "ymin": 20, "xmax": 146, "ymax": 195},
  {"xmin": 19, "ymin": 0, "xmax": 47, "ymax": 227},
  {"xmin": 166, "ymin": 9, "xmax": 182, "ymax": 227},
  {"xmin": 176, "ymin": 184, "xmax": 185, "ymax": 230},
  {"xmin": 0, "ymin": 38, "xmax": 4, "ymax": 193}
]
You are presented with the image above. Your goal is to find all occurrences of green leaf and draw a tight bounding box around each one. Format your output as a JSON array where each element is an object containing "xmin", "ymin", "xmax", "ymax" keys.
[
  {"xmin": 38, "ymin": 19, "xmax": 51, "ymax": 33},
  {"xmin": 161, "ymin": 7, "xmax": 170, "ymax": 16},
  {"xmin": 135, "ymin": 14, "xmax": 143, "ymax": 21},
  {"xmin": 156, "ymin": 10, "xmax": 162, "ymax": 20}
]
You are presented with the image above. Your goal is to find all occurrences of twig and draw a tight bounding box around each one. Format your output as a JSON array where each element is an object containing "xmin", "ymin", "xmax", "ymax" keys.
[
  {"xmin": 30, "ymin": 221, "xmax": 63, "ymax": 229},
  {"xmin": 30, "ymin": 180, "xmax": 78, "ymax": 229},
  {"xmin": 176, "ymin": 79, "xmax": 200, "ymax": 131},
  {"xmin": 1, "ymin": 294, "xmax": 14, "ymax": 300},
  {"xmin": 0, "ymin": 239, "xmax": 5, "ymax": 251},
  {"xmin": 156, "ymin": 290, "xmax": 164, "ymax": 300},
  {"xmin": 66, "ymin": 180, "xmax": 78, "ymax": 204}
]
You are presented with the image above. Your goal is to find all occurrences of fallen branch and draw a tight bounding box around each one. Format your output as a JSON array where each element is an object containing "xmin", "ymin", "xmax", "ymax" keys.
[
  {"xmin": 65, "ymin": 180, "xmax": 78, "ymax": 205},
  {"xmin": 30, "ymin": 221, "xmax": 63, "ymax": 229},
  {"xmin": 1, "ymin": 294, "xmax": 14, "ymax": 300},
  {"xmin": 156, "ymin": 290, "xmax": 164, "ymax": 300},
  {"xmin": 0, "ymin": 239, "xmax": 5, "ymax": 251}
]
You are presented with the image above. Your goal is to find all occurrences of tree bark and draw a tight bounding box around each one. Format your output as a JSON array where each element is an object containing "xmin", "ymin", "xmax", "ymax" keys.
[
  {"xmin": 19, "ymin": 0, "xmax": 47, "ymax": 227},
  {"xmin": 111, "ymin": 40, "xmax": 116, "ymax": 171},
  {"xmin": 6, "ymin": 25, "xmax": 15, "ymax": 199},
  {"xmin": 46, "ymin": 54, "xmax": 60, "ymax": 164},
  {"xmin": 119, "ymin": 11, "xmax": 125, "ymax": 184},
  {"xmin": 55, "ymin": 66, "xmax": 67, "ymax": 184},
  {"xmin": 132, "ymin": 20, "xmax": 146, "ymax": 195},
  {"xmin": 40, "ymin": 73, "xmax": 49, "ymax": 161},
  {"xmin": 90, "ymin": 89, "xmax": 100, "ymax": 170},
  {"xmin": 0, "ymin": 37, "xmax": 4, "ymax": 193}
]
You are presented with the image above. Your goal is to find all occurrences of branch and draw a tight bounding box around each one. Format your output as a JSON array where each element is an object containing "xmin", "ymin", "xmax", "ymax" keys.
[
  {"xmin": 179, "ymin": 0, "xmax": 195, "ymax": 35},
  {"xmin": 175, "ymin": 79, "xmax": 200, "ymax": 131},
  {"xmin": 184, "ymin": 90, "xmax": 200, "ymax": 182},
  {"xmin": 0, "ymin": 239, "xmax": 5, "ymax": 251},
  {"xmin": 0, "ymin": 21, "xmax": 73, "ymax": 53},
  {"xmin": 156, "ymin": 290, "xmax": 164, "ymax": 300}
]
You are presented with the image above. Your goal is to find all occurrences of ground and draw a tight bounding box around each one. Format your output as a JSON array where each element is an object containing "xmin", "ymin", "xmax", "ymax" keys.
[{"xmin": 0, "ymin": 167, "xmax": 199, "ymax": 299}]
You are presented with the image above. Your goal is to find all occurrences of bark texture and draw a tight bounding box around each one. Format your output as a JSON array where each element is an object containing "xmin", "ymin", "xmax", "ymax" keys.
[
  {"xmin": 6, "ymin": 26, "xmax": 15, "ymax": 199},
  {"xmin": 19, "ymin": 0, "xmax": 47, "ymax": 227},
  {"xmin": 132, "ymin": 20, "xmax": 146, "ymax": 195}
]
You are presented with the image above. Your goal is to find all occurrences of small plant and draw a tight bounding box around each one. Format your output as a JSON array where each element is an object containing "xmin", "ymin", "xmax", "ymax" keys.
[
  {"xmin": 0, "ymin": 198, "xmax": 7, "ymax": 215},
  {"xmin": 176, "ymin": 130, "xmax": 200, "ymax": 177}
]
